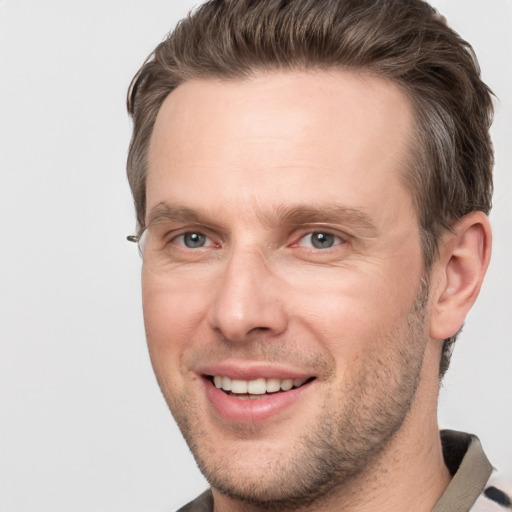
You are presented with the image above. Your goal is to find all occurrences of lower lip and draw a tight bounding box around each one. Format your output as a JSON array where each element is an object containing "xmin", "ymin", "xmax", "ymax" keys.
[{"xmin": 203, "ymin": 378, "xmax": 314, "ymax": 423}]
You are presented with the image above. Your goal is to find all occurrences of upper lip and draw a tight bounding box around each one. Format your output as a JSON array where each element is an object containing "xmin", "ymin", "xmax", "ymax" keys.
[{"xmin": 196, "ymin": 361, "xmax": 314, "ymax": 381}]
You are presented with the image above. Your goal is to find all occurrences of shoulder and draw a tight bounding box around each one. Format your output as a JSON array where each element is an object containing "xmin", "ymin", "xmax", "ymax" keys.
[{"xmin": 175, "ymin": 489, "xmax": 213, "ymax": 512}]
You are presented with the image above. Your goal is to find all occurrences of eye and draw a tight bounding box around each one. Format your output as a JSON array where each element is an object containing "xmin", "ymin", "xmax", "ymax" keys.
[
  {"xmin": 174, "ymin": 232, "xmax": 210, "ymax": 248},
  {"xmin": 298, "ymin": 232, "xmax": 342, "ymax": 249}
]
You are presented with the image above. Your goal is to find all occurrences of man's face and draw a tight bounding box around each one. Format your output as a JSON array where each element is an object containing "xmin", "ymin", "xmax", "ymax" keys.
[{"xmin": 143, "ymin": 71, "xmax": 429, "ymax": 505}]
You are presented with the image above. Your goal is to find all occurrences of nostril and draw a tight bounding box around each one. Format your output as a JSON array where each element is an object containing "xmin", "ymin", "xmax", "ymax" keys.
[{"xmin": 248, "ymin": 326, "xmax": 271, "ymax": 334}]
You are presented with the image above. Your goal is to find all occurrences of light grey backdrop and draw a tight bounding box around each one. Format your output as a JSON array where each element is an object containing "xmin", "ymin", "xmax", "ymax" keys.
[{"xmin": 1, "ymin": 1, "xmax": 510, "ymax": 511}]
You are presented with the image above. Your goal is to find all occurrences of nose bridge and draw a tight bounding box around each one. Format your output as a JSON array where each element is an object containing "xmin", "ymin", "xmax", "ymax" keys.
[{"xmin": 210, "ymin": 243, "xmax": 287, "ymax": 342}]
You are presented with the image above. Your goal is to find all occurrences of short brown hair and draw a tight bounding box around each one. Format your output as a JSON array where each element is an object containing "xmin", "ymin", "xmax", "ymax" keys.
[{"xmin": 126, "ymin": 0, "xmax": 494, "ymax": 377}]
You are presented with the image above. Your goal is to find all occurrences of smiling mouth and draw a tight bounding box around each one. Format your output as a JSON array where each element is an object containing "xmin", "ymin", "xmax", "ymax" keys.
[{"xmin": 209, "ymin": 375, "xmax": 315, "ymax": 399}]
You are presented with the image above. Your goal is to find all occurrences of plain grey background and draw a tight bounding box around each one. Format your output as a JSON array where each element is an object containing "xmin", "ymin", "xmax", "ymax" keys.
[{"xmin": 1, "ymin": 1, "xmax": 510, "ymax": 510}]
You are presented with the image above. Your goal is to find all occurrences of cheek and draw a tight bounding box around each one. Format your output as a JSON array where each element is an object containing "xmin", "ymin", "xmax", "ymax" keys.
[
  {"xmin": 288, "ymin": 265, "xmax": 420, "ymax": 367},
  {"xmin": 141, "ymin": 274, "xmax": 211, "ymax": 382}
]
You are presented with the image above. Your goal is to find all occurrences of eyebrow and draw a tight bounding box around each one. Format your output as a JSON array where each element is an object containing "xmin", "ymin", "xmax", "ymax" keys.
[
  {"xmin": 146, "ymin": 201, "xmax": 378, "ymax": 236},
  {"xmin": 146, "ymin": 203, "xmax": 210, "ymax": 227},
  {"xmin": 264, "ymin": 204, "xmax": 377, "ymax": 234}
]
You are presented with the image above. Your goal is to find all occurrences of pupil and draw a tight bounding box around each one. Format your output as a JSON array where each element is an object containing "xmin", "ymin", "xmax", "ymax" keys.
[
  {"xmin": 184, "ymin": 233, "xmax": 205, "ymax": 248},
  {"xmin": 312, "ymin": 232, "xmax": 334, "ymax": 249}
]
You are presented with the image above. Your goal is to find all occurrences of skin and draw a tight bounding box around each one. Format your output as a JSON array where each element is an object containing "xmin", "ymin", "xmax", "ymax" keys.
[{"xmin": 142, "ymin": 70, "xmax": 491, "ymax": 511}]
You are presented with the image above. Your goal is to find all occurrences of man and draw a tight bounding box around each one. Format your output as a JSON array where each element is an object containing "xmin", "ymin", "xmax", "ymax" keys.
[{"xmin": 125, "ymin": 1, "xmax": 509, "ymax": 510}]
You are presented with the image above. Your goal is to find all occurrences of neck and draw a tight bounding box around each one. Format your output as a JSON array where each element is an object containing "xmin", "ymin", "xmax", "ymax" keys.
[{"xmin": 213, "ymin": 347, "xmax": 451, "ymax": 512}]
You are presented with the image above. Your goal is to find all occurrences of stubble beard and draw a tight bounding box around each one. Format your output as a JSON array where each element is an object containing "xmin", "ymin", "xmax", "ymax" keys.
[{"xmin": 160, "ymin": 279, "xmax": 430, "ymax": 510}]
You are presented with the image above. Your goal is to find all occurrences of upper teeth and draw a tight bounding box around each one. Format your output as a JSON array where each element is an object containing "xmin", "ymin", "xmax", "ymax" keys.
[{"xmin": 213, "ymin": 376, "xmax": 308, "ymax": 394}]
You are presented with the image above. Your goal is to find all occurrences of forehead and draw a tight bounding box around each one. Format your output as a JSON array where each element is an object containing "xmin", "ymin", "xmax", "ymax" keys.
[{"xmin": 146, "ymin": 70, "xmax": 415, "ymax": 227}]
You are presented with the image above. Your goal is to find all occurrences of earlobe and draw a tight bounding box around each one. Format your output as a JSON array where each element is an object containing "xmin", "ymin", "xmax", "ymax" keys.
[{"xmin": 429, "ymin": 212, "xmax": 492, "ymax": 341}]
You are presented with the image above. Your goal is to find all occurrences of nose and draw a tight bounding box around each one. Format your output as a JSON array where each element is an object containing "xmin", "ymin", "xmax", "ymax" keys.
[{"xmin": 209, "ymin": 247, "xmax": 288, "ymax": 342}]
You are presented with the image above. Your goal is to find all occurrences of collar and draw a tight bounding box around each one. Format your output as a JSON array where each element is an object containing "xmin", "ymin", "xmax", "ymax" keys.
[{"xmin": 432, "ymin": 430, "xmax": 493, "ymax": 512}]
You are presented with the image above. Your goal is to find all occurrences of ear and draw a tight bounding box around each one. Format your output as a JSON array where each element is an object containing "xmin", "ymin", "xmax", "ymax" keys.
[{"xmin": 429, "ymin": 211, "xmax": 492, "ymax": 340}]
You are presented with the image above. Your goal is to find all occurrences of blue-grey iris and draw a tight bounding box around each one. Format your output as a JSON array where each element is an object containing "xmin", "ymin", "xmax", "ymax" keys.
[
  {"xmin": 183, "ymin": 232, "xmax": 206, "ymax": 248},
  {"xmin": 311, "ymin": 232, "xmax": 335, "ymax": 249}
]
